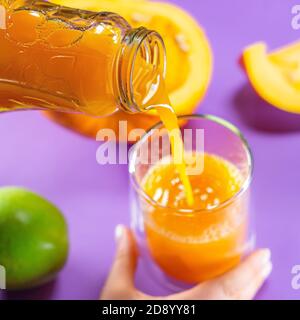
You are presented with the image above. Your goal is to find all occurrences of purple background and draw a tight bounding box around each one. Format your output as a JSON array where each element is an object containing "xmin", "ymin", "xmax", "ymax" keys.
[{"xmin": 1, "ymin": 0, "xmax": 300, "ymax": 300}]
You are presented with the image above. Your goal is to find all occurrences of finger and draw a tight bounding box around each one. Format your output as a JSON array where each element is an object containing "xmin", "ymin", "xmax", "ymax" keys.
[
  {"xmin": 203, "ymin": 249, "xmax": 272, "ymax": 300},
  {"xmin": 100, "ymin": 225, "xmax": 139, "ymax": 300},
  {"xmin": 172, "ymin": 248, "xmax": 272, "ymax": 300},
  {"xmin": 215, "ymin": 248, "xmax": 272, "ymax": 300}
]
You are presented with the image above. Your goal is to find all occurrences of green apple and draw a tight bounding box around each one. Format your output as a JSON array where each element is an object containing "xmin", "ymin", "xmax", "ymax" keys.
[{"xmin": 0, "ymin": 187, "xmax": 69, "ymax": 290}]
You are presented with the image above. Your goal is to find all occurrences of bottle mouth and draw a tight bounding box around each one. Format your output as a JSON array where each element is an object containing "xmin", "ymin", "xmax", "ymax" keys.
[{"xmin": 115, "ymin": 27, "xmax": 166, "ymax": 113}]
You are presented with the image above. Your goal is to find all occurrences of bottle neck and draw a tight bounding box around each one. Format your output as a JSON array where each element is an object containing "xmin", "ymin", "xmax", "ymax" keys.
[{"xmin": 114, "ymin": 27, "xmax": 166, "ymax": 113}]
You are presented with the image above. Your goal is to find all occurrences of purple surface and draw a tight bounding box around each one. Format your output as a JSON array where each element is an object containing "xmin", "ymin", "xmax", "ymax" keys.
[{"xmin": 0, "ymin": 0, "xmax": 300, "ymax": 300}]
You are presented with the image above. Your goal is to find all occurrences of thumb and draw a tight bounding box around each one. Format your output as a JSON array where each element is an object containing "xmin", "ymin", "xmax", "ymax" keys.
[{"xmin": 101, "ymin": 225, "xmax": 138, "ymax": 299}]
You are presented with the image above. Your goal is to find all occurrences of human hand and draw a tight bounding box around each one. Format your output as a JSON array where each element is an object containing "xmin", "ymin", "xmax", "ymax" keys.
[{"xmin": 100, "ymin": 225, "xmax": 272, "ymax": 300}]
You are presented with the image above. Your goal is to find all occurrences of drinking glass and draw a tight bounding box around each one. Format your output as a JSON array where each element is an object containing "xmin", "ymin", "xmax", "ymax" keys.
[{"xmin": 129, "ymin": 114, "xmax": 254, "ymax": 290}]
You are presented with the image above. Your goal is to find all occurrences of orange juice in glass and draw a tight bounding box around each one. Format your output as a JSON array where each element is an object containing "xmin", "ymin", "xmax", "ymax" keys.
[{"xmin": 130, "ymin": 115, "xmax": 254, "ymax": 287}]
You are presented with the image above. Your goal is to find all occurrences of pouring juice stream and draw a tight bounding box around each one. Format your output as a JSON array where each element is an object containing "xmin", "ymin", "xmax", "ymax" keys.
[{"xmin": 0, "ymin": 0, "xmax": 194, "ymax": 205}]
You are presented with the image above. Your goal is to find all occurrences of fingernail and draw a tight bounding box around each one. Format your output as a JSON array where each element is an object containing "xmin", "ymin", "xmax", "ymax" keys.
[
  {"xmin": 115, "ymin": 224, "xmax": 130, "ymax": 252},
  {"xmin": 259, "ymin": 248, "xmax": 271, "ymax": 265},
  {"xmin": 115, "ymin": 224, "xmax": 125, "ymax": 243},
  {"xmin": 261, "ymin": 261, "xmax": 272, "ymax": 278}
]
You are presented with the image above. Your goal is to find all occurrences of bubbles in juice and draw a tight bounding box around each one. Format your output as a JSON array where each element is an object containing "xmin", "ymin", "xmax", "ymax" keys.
[{"xmin": 141, "ymin": 152, "xmax": 249, "ymax": 283}]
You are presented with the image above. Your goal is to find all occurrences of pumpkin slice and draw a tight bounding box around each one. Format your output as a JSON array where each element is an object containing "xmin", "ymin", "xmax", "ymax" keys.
[
  {"xmin": 43, "ymin": 0, "xmax": 212, "ymax": 140},
  {"xmin": 242, "ymin": 41, "xmax": 300, "ymax": 113}
]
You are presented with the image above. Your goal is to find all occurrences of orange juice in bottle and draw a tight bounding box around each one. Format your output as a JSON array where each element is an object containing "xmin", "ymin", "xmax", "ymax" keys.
[{"xmin": 0, "ymin": 0, "xmax": 165, "ymax": 116}]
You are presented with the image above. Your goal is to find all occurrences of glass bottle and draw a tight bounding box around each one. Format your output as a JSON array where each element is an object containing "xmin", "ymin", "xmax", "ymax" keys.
[{"xmin": 0, "ymin": 0, "xmax": 166, "ymax": 116}]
